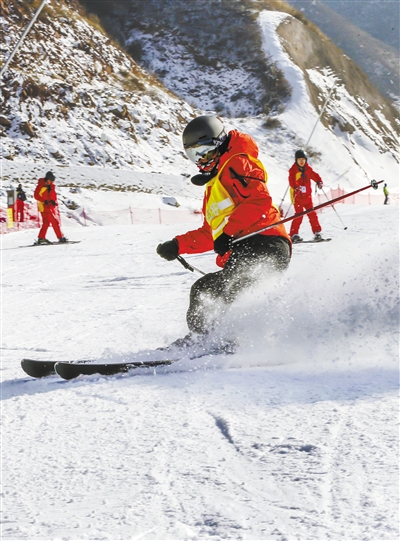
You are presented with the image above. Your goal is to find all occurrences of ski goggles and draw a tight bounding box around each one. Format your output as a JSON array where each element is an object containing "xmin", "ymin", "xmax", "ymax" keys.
[{"xmin": 184, "ymin": 140, "xmax": 219, "ymax": 165}]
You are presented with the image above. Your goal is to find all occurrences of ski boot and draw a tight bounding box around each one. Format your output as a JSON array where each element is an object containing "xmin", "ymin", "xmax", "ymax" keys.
[
  {"xmin": 35, "ymin": 238, "xmax": 52, "ymax": 245},
  {"xmin": 291, "ymin": 234, "xmax": 303, "ymax": 244}
]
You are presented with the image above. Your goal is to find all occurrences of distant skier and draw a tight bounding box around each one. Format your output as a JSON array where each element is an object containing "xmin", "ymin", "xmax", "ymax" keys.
[
  {"xmin": 156, "ymin": 115, "xmax": 291, "ymax": 344},
  {"xmin": 383, "ymin": 183, "xmax": 389, "ymax": 205},
  {"xmin": 288, "ymin": 150, "xmax": 324, "ymax": 243},
  {"xmin": 34, "ymin": 171, "xmax": 67, "ymax": 244},
  {"xmin": 15, "ymin": 183, "xmax": 27, "ymax": 222}
]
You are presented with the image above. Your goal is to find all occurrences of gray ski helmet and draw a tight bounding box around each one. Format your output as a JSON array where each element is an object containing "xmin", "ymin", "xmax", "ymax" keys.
[
  {"xmin": 295, "ymin": 149, "xmax": 307, "ymax": 161},
  {"xmin": 182, "ymin": 116, "xmax": 225, "ymax": 165}
]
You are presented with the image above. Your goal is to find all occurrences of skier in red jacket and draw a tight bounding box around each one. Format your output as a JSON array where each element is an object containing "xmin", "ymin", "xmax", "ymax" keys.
[
  {"xmin": 34, "ymin": 171, "xmax": 67, "ymax": 244},
  {"xmin": 288, "ymin": 150, "xmax": 324, "ymax": 243},
  {"xmin": 156, "ymin": 116, "xmax": 291, "ymax": 343}
]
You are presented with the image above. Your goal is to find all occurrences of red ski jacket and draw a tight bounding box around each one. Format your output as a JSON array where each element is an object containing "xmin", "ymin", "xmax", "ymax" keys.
[
  {"xmin": 34, "ymin": 178, "xmax": 59, "ymax": 213},
  {"xmin": 176, "ymin": 130, "xmax": 290, "ymax": 267},
  {"xmin": 288, "ymin": 162, "xmax": 322, "ymax": 202}
]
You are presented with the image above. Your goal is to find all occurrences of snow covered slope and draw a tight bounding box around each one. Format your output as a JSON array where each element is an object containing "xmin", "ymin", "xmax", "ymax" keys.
[
  {"xmin": 2, "ymin": 200, "xmax": 398, "ymax": 540},
  {"xmin": 286, "ymin": 0, "xmax": 400, "ymax": 104},
  {"xmin": 252, "ymin": 11, "xmax": 399, "ymax": 191}
]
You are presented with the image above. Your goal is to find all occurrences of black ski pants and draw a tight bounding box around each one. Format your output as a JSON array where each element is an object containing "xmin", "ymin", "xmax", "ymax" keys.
[{"xmin": 186, "ymin": 235, "xmax": 291, "ymax": 334}]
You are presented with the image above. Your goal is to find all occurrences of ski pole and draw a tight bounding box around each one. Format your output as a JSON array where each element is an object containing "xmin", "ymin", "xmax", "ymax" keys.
[
  {"xmin": 305, "ymin": 85, "xmax": 336, "ymax": 148},
  {"xmin": 177, "ymin": 256, "xmax": 206, "ymax": 276},
  {"xmin": 0, "ymin": 0, "xmax": 48, "ymax": 79},
  {"xmin": 321, "ymin": 186, "xmax": 348, "ymax": 229},
  {"xmin": 278, "ymin": 185, "xmax": 289, "ymax": 215},
  {"xmin": 284, "ymin": 202, "xmax": 292, "ymax": 218},
  {"xmin": 314, "ymin": 164, "xmax": 353, "ymax": 228},
  {"xmin": 176, "ymin": 181, "xmax": 382, "ymax": 272},
  {"xmin": 233, "ymin": 180, "xmax": 383, "ymax": 244}
]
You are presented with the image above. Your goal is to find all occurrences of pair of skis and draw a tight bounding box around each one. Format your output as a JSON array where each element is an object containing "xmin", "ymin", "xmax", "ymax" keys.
[
  {"xmin": 23, "ymin": 240, "xmax": 81, "ymax": 247},
  {"xmin": 293, "ymin": 237, "xmax": 332, "ymax": 244},
  {"xmin": 21, "ymin": 338, "xmax": 238, "ymax": 379},
  {"xmin": 21, "ymin": 340, "xmax": 236, "ymax": 380}
]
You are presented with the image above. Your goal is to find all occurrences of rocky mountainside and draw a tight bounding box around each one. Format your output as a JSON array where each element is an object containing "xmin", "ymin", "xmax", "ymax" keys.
[
  {"xmin": 80, "ymin": 0, "xmax": 398, "ymax": 151},
  {"xmin": 80, "ymin": 0, "xmax": 293, "ymax": 119},
  {"xmin": 273, "ymin": 13, "xmax": 397, "ymax": 149},
  {"xmin": 0, "ymin": 0, "xmax": 195, "ymax": 172},
  {"xmin": 0, "ymin": 0, "xmax": 398, "ymax": 183},
  {"xmin": 286, "ymin": 0, "xmax": 400, "ymax": 104}
]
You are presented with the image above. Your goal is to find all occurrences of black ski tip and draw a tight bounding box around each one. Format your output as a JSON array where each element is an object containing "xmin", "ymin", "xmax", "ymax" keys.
[
  {"xmin": 21, "ymin": 359, "xmax": 56, "ymax": 378},
  {"xmin": 55, "ymin": 361, "xmax": 134, "ymax": 380},
  {"xmin": 55, "ymin": 359, "xmax": 175, "ymax": 380},
  {"xmin": 54, "ymin": 362, "xmax": 77, "ymax": 380}
]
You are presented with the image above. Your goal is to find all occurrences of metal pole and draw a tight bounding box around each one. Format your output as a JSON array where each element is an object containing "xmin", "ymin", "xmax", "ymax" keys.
[
  {"xmin": 278, "ymin": 185, "xmax": 289, "ymax": 215},
  {"xmin": 176, "ymin": 181, "xmax": 382, "ymax": 274},
  {"xmin": 0, "ymin": 0, "xmax": 48, "ymax": 80},
  {"xmin": 305, "ymin": 84, "xmax": 336, "ymax": 148},
  {"xmin": 177, "ymin": 256, "xmax": 206, "ymax": 276},
  {"xmin": 284, "ymin": 202, "xmax": 292, "ymax": 218},
  {"xmin": 321, "ymin": 186, "xmax": 348, "ymax": 229}
]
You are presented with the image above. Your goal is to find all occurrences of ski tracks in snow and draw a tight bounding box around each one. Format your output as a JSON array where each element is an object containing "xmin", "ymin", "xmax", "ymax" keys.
[{"xmin": 201, "ymin": 368, "xmax": 398, "ymax": 541}]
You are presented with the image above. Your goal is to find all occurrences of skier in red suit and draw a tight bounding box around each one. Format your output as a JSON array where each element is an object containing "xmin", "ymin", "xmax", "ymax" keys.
[
  {"xmin": 288, "ymin": 150, "xmax": 324, "ymax": 243},
  {"xmin": 156, "ymin": 116, "xmax": 291, "ymax": 342},
  {"xmin": 34, "ymin": 171, "xmax": 67, "ymax": 244}
]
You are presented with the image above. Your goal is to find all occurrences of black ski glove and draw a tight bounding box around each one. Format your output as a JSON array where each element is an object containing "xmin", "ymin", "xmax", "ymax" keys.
[
  {"xmin": 214, "ymin": 232, "xmax": 233, "ymax": 256},
  {"xmin": 156, "ymin": 238, "xmax": 179, "ymax": 261},
  {"xmin": 49, "ymin": 200, "xmax": 56, "ymax": 206}
]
